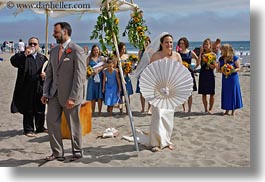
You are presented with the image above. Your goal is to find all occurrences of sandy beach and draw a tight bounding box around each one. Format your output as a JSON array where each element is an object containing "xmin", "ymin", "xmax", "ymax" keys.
[{"xmin": 0, "ymin": 52, "xmax": 250, "ymax": 167}]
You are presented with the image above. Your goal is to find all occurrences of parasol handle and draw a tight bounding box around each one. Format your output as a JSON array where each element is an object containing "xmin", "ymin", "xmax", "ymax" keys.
[{"xmin": 160, "ymin": 87, "xmax": 170, "ymax": 96}]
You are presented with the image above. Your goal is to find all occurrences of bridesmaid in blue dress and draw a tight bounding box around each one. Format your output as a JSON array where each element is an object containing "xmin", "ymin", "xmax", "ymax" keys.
[
  {"xmin": 177, "ymin": 37, "xmax": 199, "ymax": 113},
  {"xmin": 198, "ymin": 38, "xmax": 217, "ymax": 114},
  {"xmin": 113, "ymin": 42, "xmax": 133, "ymax": 114},
  {"xmin": 217, "ymin": 44, "xmax": 243, "ymax": 116},
  {"xmin": 102, "ymin": 59, "xmax": 121, "ymax": 116},
  {"xmin": 86, "ymin": 45, "xmax": 105, "ymax": 115}
]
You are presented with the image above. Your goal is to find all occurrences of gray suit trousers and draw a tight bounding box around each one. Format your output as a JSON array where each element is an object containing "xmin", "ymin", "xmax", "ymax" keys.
[{"xmin": 46, "ymin": 94, "xmax": 82, "ymax": 157}]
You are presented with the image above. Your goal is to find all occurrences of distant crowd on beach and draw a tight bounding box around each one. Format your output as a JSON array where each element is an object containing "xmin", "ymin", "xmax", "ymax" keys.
[{"xmin": 1, "ymin": 39, "xmax": 48, "ymax": 55}]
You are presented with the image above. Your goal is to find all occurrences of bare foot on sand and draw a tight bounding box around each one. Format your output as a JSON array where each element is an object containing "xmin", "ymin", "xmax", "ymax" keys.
[
  {"xmin": 163, "ymin": 145, "xmax": 174, "ymax": 150},
  {"xmin": 147, "ymin": 109, "xmax": 152, "ymax": 115},
  {"xmin": 151, "ymin": 146, "xmax": 161, "ymax": 152},
  {"xmin": 208, "ymin": 110, "xmax": 213, "ymax": 115}
]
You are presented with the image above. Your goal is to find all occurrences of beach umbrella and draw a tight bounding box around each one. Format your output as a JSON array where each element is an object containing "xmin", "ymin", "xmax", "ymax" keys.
[{"xmin": 140, "ymin": 58, "xmax": 193, "ymax": 110}]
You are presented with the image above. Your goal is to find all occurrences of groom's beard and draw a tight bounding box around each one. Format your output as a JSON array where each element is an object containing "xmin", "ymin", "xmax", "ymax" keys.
[{"xmin": 56, "ymin": 34, "xmax": 64, "ymax": 44}]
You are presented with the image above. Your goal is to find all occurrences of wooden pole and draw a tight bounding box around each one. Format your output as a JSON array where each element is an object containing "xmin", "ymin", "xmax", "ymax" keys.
[
  {"xmin": 45, "ymin": 9, "xmax": 49, "ymax": 57},
  {"xmin": 106, "ymin": 2, "xmax": 139, "ymax": 152}
]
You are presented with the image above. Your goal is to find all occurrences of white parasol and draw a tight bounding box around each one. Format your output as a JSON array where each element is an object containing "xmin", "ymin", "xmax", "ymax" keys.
[{"xmin": 139, "ymin": 58, "xmax": 193, "ymax": 110}]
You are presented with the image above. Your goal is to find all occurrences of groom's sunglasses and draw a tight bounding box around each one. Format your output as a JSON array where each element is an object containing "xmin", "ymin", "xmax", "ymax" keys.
[{"xmin": 29, "ymin": 42, "xmax": 38, "ymax": 46}]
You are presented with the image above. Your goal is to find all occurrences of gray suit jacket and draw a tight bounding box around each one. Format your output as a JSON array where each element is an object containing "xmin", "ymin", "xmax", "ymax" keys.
[{"xmin": 43, "ymin": 41, "xmax": 86, "ymax": 106}]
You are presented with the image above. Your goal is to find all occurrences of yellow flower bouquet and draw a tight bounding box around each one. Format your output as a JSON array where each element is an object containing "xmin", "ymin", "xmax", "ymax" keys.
[
  {"xmin": 221, "ymin": 63, "xmax": 235, "ymax": 78},
  {"xmin": 202, "ymin": 52, "xmax": 216, "ymax": 69},
  {"xmin": 182, "ymin": 61, "xmax": 190, "ymax": 69},
  {"xmin": 128, "ymin": 54, "xmax": 139, "ymax": 63},
  {"xmin": 122, "ymin": 61, "xmax": 133, "ymax": 74},
  {"xmin": 87, "ymin": 65, "xmax": 94, "ymax": 78}
]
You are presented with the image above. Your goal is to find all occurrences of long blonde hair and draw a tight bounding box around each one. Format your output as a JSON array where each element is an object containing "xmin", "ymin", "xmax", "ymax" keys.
[{"xmin": 221, "ymin": 44, "xmax": 234, "ymax": 62}]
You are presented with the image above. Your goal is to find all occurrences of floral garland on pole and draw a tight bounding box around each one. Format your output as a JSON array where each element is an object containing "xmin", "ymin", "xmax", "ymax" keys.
[
  {"xmin": 90, "ymin": 0, "xmax": 120, "ymax": 54},
  {"xmin": 123, "ymin": 7, "xmax": 150, "ymax": 50},
  {"xmin": 89, "ymin": 0, "xmax": 140, "ymax": 152}
]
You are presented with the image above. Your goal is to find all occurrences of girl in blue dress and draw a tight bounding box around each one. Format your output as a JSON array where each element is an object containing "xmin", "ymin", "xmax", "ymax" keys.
[
  {"xmin": 102, "ymin": 59, "xmax": 121, "ymax": 117},
  {"xmin": 86, "ymin": 45, "xmax": 105, "ymax": 115},
  {"xmin": 217, "ymin": 44, "xmax": 243, "ymax": 116}
]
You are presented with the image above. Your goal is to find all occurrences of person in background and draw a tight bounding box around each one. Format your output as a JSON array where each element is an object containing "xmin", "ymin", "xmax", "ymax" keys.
[
  {"xmin": 136, "ymin": 36, "xmax": 152, "ymax": 114},
  {"xmin": 10, "ymin": 41, "xmax": 15, "ymax": 53},
  {"xmin": 10, "ymin": 37, "xmax": 48, "ymax": 137},
  {"xmin": 198, "ymin": 38, "xmax": 217, "ymax": 114},
  {"xmin": 48, "ymin": 43, "xmax": 54, "ymax": 55},
  {"xmin": 41, "ymin": 44, "xmax": 45, "ymax": 54},
  {"xmin": 212, "ymin": 38, "xmax": 222, "ymax": 60},
  {"xmin": 83, "ymin": 45, "xmax": 89, "ymax": 55},
  {"xmin": 86, "ymin": 44, "xmax": 105, "ymax": 116},
  {"xmin": 1, "ymin": 41, "xmax": 8, "ymax": 52},
  {"xmin": 212, "ymin": 38, "xmax": 222, "ymax": 76},
  {"xmin": 18, "ymin": 39, "xmax": 25, "ymax": 53},
  {"xmin": 41, "ymin": 22, "xmax": 87, "ymax": 162},
  {"xmin": 102, "ymin": 58, "xmax": 122, "ymax": 117},
  {"xmin": 217, "ymin": 44, "xmax": 243, "ymax": 116},
  {"xmin": 177, "ymin": 37, "xmax": 199, "ymax": 113},
  {"xmin": 113, "ymin": 42, "xmax": 133, "ymax": 114}
]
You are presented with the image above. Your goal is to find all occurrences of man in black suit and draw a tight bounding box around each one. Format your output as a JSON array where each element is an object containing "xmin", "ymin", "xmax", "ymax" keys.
[{"xmin": 10, "ymin": 37, "xmax": 48, "ymax": 137}]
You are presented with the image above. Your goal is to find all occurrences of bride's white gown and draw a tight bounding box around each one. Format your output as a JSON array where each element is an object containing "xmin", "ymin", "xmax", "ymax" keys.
[{"xmin": 137, "ymin": 106, "xmax": 174, "ymax": 149}]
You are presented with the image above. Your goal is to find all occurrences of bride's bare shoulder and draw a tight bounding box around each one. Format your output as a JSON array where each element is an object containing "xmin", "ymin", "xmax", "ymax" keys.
[
  {"xmin": 173, "ymin": 51, "xmax": 182, "ymax": 63},
  {"xmin": 150, "ymin": 51, "xmax": 161, "ymax": 63}
]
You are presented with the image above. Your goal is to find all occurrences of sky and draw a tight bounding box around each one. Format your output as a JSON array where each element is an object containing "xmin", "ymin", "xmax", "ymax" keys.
[{"xmin": 0, "ymin": 0, "xmax": 250, "ymax": 44}]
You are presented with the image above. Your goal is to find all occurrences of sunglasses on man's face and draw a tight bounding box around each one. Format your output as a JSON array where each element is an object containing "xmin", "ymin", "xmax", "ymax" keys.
[{"xmin": 29, "ymin": 42, "xmax": 38, "ymax": 46}]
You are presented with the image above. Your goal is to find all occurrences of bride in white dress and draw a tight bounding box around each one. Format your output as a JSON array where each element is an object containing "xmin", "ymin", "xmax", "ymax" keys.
[{"xmin": 135, "ymin": 33, "xmax": 183, "ymax": 152}]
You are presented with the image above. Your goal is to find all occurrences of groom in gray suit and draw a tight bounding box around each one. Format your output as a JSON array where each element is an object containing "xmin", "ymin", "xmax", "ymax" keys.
[{"xmin": 41, "ymin": 22, "xmax": 86, "ymax": 161}]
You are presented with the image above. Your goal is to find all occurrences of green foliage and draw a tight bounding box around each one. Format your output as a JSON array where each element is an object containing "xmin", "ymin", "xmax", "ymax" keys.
[
  {"xmin": 90, "ymin": 1, "xmax": 150, "ymax": 52},
  {"xmin": 123, "ymin": 7, "xmax": 150, "ymax": 50},
  {"xmin": 90, "ymin": 0, "xmax": 120, "ymax": 52}
]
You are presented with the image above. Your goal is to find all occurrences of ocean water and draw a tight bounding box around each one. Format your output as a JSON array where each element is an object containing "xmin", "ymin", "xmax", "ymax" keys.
[
  {"xmin": 2, "ymin": 40, "xmax": 250, "ymax": 57},
  {"xmin": 77, "ymin": 41, "xmax": 250, "ymax": 56}
]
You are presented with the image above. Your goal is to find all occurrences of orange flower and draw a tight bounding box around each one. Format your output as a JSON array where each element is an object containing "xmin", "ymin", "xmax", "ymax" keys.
[
  {"xmin": 202, "ymin": 52, "xmax": 216, "ymax": 69},
  {"xmin": 87, "ymin": 66, "xmax": 93, "ymax": 77},
  {"xmin": 114, "ymin": 18, "xmax": 119, "ymax": 25},
  {"xmin": 128, "ymin": 54, "xmax": 138, "ymax": 63},
  {"xmin": 133, "ymin": 17, "xmax": 140, "ymax": 23},
  {"xmin": 182, "ymin": 61, "xmax": 190, "ymax": 68},
  {"xmin": 137, "ymin": 26, "xmax": 143, "ymax": 32},
  {"xmin": 122, "ymin": 61, "xmax": 132, "ymax": 74},
  {"xmin": 139, "ymin": 32, "xmax": 144, "ymax": 36},
  {"xmin": 221, "ymin": 63, "xmax": 235, "ymax": 78},
  {"xmin": 113, "ymin": 6, "xmax": 119, "ymax": 12}
]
